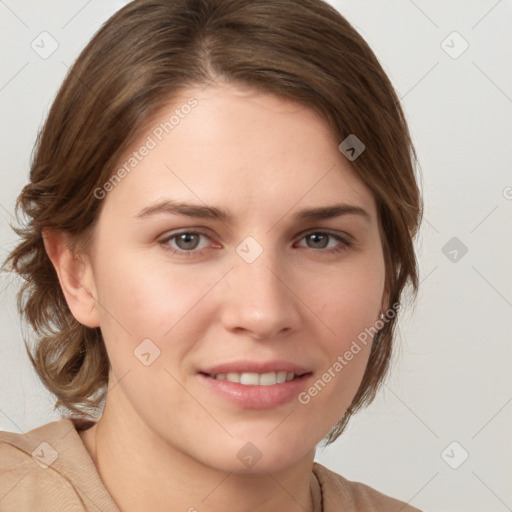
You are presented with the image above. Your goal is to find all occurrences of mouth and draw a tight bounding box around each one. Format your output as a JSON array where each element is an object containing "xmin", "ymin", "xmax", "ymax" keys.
[
  {"xmin": 199, "ymin": 371, "xmax": 308, "ymax": 386},
  {"xmin": 196, "ymin": 362, "xmax": 313, "ymax": 409}
]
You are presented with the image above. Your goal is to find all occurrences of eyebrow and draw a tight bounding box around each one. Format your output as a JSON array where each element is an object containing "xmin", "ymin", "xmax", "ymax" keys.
[{"xmin": 135, "ymin": 199, "xmax": 371, "ymax": 223}]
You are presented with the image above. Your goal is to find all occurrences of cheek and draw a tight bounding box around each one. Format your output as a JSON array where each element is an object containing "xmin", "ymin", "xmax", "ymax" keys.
[
  {"xmin": 296, "ymin": 254, "xmax": 384, "ymax": 412},
  {"xmin": 93, "ymin": 251, "xmax": 224, "ymax": 370},
  {"xmin": 94, "ymin": 250, "xmax": 182, "ymax": 334},
  {"xmin": 304, "ymin": 259, "xmax": 385, "ymax": 346},
  {"xmin": 294, "ymin": 333, "xmax": 373, "ymax": 444}
]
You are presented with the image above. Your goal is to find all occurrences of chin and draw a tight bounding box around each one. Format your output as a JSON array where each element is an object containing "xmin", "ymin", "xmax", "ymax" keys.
[{"xmin": 202, "ymin": 431, "xmax": 317, "ymax": 475}]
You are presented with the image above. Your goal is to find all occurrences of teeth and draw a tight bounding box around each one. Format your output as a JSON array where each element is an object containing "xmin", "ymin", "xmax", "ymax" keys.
[
  {"xmin": 260, "ymin": 372, "xmax": 278, "ymax": 386},
  {"xmin": 276, "ymin": 371, "xmax": 287, "ymax": 384},
  {"xmin": 213, "ymin": 371, "xmax": 299, "ymax": 385},
  {"xmin": 240, "ymin": 373, "xmax": 260, "ymax": 385}
]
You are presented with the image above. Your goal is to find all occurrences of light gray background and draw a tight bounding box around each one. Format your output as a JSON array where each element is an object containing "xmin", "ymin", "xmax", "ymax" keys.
[{"xmin": 1, "ymin": 1, "xmax": 511, "ymax": 511}]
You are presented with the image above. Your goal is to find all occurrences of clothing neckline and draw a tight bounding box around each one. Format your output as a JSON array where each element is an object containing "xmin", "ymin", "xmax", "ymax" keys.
[{"xmin": 67, "ymin": 417, "xmax": 324, "ymax": 511}]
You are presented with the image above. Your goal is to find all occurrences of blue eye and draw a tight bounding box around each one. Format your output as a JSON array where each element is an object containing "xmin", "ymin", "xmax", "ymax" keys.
[{"xmin": 159, "ymin": 230, "xmax": 351, "ymax": 257}]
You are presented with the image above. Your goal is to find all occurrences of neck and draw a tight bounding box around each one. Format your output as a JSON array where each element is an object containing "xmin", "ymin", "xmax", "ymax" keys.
[{"xmin": 79, "ymin": 393, "xmax": 319, "ymax": 512}]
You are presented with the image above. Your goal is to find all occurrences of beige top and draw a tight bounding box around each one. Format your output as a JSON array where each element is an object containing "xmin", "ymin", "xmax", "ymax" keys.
[{"xmin": 0, "ymin": 418, "xmax": 422, "ymax": 511}]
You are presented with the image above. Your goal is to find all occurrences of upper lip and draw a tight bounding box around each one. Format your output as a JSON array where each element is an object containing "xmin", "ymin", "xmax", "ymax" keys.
[{"xmin": 199, "ymin": 360, "xmax": 311, "ymax": 376}]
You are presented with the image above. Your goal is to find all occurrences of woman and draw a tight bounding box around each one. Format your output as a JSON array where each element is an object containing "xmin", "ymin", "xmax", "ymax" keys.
[{"xmin": 0, "ymin": 0, "xmax": 423, "ymax": 510}]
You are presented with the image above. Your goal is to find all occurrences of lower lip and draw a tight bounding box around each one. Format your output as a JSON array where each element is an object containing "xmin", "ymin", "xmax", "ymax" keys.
[{"xmin": 197, "ymin": 373, "xmax": 312, "ymax": 410}]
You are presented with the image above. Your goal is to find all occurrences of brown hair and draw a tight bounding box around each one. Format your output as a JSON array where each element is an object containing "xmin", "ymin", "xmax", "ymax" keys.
[{"xmin": 2, "ymin": 0, "xmax": 422, "ymax": 443}]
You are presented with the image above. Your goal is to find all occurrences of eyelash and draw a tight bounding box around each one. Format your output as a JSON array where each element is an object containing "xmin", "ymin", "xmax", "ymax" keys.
[{"xmin": 158, "ymin": 229, "xmax": 352, "ymax": 258}]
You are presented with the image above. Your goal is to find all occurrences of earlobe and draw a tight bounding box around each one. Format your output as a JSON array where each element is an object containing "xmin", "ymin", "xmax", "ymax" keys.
[{"xmin": 42, "ymin": 228, "xmax": 100, "ymax": 328}]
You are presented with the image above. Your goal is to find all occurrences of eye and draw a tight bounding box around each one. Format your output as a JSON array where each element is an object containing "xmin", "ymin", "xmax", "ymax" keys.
[
  {"xmin": 159, "ymin": 229, "xmax": 351, "ymax": 258},
  {"xmin": 295, "ymin": 231, "xmax": 351, "ymax": 254},
  {"xmin": 159, "ymin": 230, "xmax": 214, "ymax": 257}
]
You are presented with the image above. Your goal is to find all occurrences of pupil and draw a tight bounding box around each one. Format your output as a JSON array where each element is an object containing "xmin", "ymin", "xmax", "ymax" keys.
[
  {"xmin": 178, "ymin": 233, "xmax": 198, "ymax": 250},
  {"xmin": 310, "ymin": 233, "xmax": 327, "ymax": 248}
]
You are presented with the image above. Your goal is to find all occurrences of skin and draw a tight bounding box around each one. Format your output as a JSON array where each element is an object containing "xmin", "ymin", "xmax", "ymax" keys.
[{"xmin": 44, "ymin": 82, "xmax": 387, "ymax": 512}]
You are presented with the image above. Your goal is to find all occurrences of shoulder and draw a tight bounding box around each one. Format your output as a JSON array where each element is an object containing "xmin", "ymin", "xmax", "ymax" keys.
[
  {"xmin": 0, "ymin": 419, "xmax": 79, "ymax": 511},
  {"xmin": 0, "ymin": 418, "xmax": 119, "ymax": 512},
  {"xmin": 313, "ymin": 462, "xmax": 423, "ymax": 512},
  {"xmin": 0, "ymin": 417, "xmax": 88, "ymax": 470}
]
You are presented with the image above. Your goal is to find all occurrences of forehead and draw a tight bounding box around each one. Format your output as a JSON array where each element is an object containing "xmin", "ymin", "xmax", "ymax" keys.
[{"xmin": 101, "ymin": 83, "xmax": 376, "ymax": 223}]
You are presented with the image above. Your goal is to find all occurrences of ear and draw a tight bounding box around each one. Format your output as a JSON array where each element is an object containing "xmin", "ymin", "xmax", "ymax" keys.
[{"xmin": 42, "ymin": 228, "xmax": 100, "ymax": 328}]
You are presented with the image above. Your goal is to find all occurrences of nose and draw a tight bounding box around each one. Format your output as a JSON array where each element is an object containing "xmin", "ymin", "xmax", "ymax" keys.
[{"xmin": 219, "ymin": 246, "xmax": 302, "ymax": 341}]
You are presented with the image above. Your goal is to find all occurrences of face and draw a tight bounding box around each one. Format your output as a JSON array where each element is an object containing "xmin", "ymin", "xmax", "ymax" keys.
[{"xmin": 80, "ymin": 82, "xmax": 386, "ymax": 473}]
